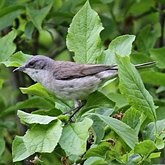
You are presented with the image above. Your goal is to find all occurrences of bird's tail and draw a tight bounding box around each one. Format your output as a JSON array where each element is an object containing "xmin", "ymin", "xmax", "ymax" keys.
[
  {"xmin": 134, "ymin": 61, "xmax": 156, "ymax": 69},
  {"xmin": 112, "ymin": 61, "xmax": 156, "ymax": 70}
]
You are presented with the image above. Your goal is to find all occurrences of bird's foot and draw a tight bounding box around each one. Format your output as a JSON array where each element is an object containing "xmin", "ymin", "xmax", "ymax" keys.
[
  {"xmin": 68, "ymin": 100, "xmax": 87, "ymax": 122},
  {"xmin": 62, "ymin": 100, "xmax": 87, "ymax": 123},
  {"xmin": 63, "ymin": 100, "xmax": 87, "ymax": 123}
]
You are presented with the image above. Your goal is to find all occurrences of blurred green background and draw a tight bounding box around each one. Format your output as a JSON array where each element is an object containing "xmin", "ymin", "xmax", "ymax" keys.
[{"xmin": 0, "ymin": 0, "xmax": 165, "ymax": 164}]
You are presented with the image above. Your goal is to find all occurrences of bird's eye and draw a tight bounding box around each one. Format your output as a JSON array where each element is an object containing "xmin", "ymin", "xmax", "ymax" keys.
[{"xmin": 28, "ymin": 61, "xmax": 35, "ymax": 67}]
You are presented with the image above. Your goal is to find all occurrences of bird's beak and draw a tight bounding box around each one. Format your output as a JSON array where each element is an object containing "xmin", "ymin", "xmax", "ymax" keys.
[{"xmin": 13, "ymin": 66, "xmax": 25, "ymax": 72}]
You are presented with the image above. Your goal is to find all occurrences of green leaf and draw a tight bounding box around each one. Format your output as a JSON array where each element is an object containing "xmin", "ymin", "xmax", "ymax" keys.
[
  {"xmin": 136, "ymin": 24, "xmax": 161, "ymax": 52},
  {"xmin": 17, "ymin": 110, "xmax": 57, "ymax": 125},
  {"xmin": 32, "ymin": 108, "xmax": 62, "ymax": 117},
  {"xmin": 2, "ymin": 51, "xmax": 32, "ymax": 67},
  {"xmin": 0, "ymin": 5, "xmax": 24, "ymax": 30},
  {"xmin": 41, "ymin": 152, "xmax": 64, "ymax": 165},
  {"xmin": 12, "ymin": 120, "xmax": 62, "ymax": 162},
  {"xmin": 26, "ymin": 0, "xmax": 53, "ymax": 31},
  {"xmin": 84, "ymin": 157, "xmax": 108, "ymax": 165},
  {"xmin": 149, "ymin": 152, "xmax": 161, "ymax": 159},
  {"xmin": 84, "ymin": 142, "xmax": 110, "ymax": 159},
  {"xmin": 82, "ymin": 91, "xmax": 115, "ymax": 111},
  {"xmin": 102, "ymin": 35, "xmax": 135, "ymax": 65},
  {"xmin": 156, "ymin": 105, "xmax": 165, "ymax": 121},
  {"xmin": 66, "ymin": 1, "xmax": 104, "ymax": 64},
  {"xmin": 93, "ymin": 114, "xmax": 138, "ymax": 149},
  {"xmin": 104, "ymin": 93, "xmax": 128, "ymax": 109},
  {"xmin": 59, "ymin": 118, "xmax": 93, "ymax": 155},
  {"xmin": 25, "ymin": 21, "xmax": 35, "ymax": 40},
  {"xmin": 144, "ymin": 119, "xmax": 165, "ymax": 141},
  {"xmin": 122, "ymin": 107, "xmax": 146, "ymax": 136},
  {"xmin": 141, "ymin": 71, "xmax": 165, "ymax": 86},
  {"xmin": 150, "ymin": 47, "xmax": 165, "ymax": 69},
  {"xmin": 156, "ymin": 86, "xmax": 165, "ymax": 94},
  {"xmin": 90, "ymin": 115, "xmax": 105, "ymax": 144},
  {"xmin": 131, "ymin": 51, "xmax": 152, "ymax": 64},
  {"xmin": 155, "ymin": 136, "xmax": 164, "ymax": 150},
  {"xmin": 12, "ymin": 136, "xmax": 30, "ymax": 162},
  {"xmin": 134, "ymin": 140, "xmax": 156, "ymax": 156},
  {"xmin": 0, "ymin": 137, "xmax": 5, "ymax": 157},
  {"xmin": 0, "ymin": 30, "xmax": 17, "ymax": 62},
  {"xmin": 129, "ymin": 0, "xmax": 155, "ymax": 15},
  {"xmin": 16, "ymin": 96, "xmax": 54, "ymax": 110},
  {"xmin": 125, "ymin": 153, "xmax": 141, "ymax": 164},
  {"xmin": 116, "ymin": 55, "xmax": 157, "ymax": 121},
  {"xmin": 58, "ymin": 0, "xmax": 86, "ymax": 13},
  {"xmin": 20, "ymin": 83, "xmax": 54, "ymax": 102}
]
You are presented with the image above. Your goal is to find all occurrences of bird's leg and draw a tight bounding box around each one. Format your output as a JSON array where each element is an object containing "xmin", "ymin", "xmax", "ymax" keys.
[{"xmin": 68, "ymin": 100, "xmax": 87, "ymax": 121}]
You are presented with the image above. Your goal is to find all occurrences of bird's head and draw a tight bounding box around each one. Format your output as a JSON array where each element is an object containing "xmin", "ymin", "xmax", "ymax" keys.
[{"xmin": 13, "ymin": 55, "xmax": 54, "ymax": 82}]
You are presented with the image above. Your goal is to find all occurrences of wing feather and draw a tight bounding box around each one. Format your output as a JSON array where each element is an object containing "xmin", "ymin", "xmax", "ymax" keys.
[{"xmin": 53, "ymin": 61, "xmax": 117, "ymax": 80}]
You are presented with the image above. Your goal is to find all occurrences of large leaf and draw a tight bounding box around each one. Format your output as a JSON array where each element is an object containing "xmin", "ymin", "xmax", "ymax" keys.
[
  {"xmin": 59, "ymin": 118, "xmax": 93, "ymax": 155},
  {"xmin": 93, "ymin": 114, "xmax": 138, "ymax": 149},
  {"xmin": 116, "ymin": 55, "xmax": 157, "ymax": 121},
  {"xmin": 66, "ymin": 1, "xmax": 103, "ymax": 63},
  {"xmin": 20, "ymin": 83, "xmax": 54, "ymax": 102},
  {"xmin": 16, "ymin": 96, "xmax": 54, "ymax": 110},
  {"xmin": 12, "ymin": 120, "xmax": 62, "ymax": 162},
  {"xmin": 17, "ymin": 110, "xmax": 57, "ymax": 125},
  {"xmin": 102, "ymin": 35, "xmax": 135, "ymax": 65},
  {"xmin": 0, "ymin": 30, "xmax": 17, "ymax": 62},
  {"xmin": 26, "ymin": 0, "xmax": 53, "ymax": 31},
  {"xmin": 2, "ymin": 51, "xmax": 32, "ymax": 67}
]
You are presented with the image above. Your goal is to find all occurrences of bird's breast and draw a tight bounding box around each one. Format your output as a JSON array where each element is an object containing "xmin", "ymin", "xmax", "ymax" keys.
[{"xmin": 45, "ymin": 75, "xmax": 101, "ymax": 100}]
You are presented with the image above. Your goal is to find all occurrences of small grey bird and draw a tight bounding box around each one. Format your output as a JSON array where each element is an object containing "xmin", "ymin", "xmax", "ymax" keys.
[{"xmin": 13, "ymin": 55, "xmax": 154, "ymax": 102}]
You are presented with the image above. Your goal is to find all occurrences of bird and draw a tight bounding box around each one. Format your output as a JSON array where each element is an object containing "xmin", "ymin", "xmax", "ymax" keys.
[{"xmin": 13, "ymin": 55, "xmax": 155, "ymax": 118}]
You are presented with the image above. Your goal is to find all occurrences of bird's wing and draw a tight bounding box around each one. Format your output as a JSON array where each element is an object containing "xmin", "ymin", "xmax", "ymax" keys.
[{"xmin": 53, "ymin": 61, "xmax": 117, "ymax": 80}]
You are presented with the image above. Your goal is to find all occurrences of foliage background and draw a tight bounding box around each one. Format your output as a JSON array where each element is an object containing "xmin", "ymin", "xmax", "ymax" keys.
[{"xmin": 0, "ymin": 0, "xmax": 165, "ymax": 164}]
